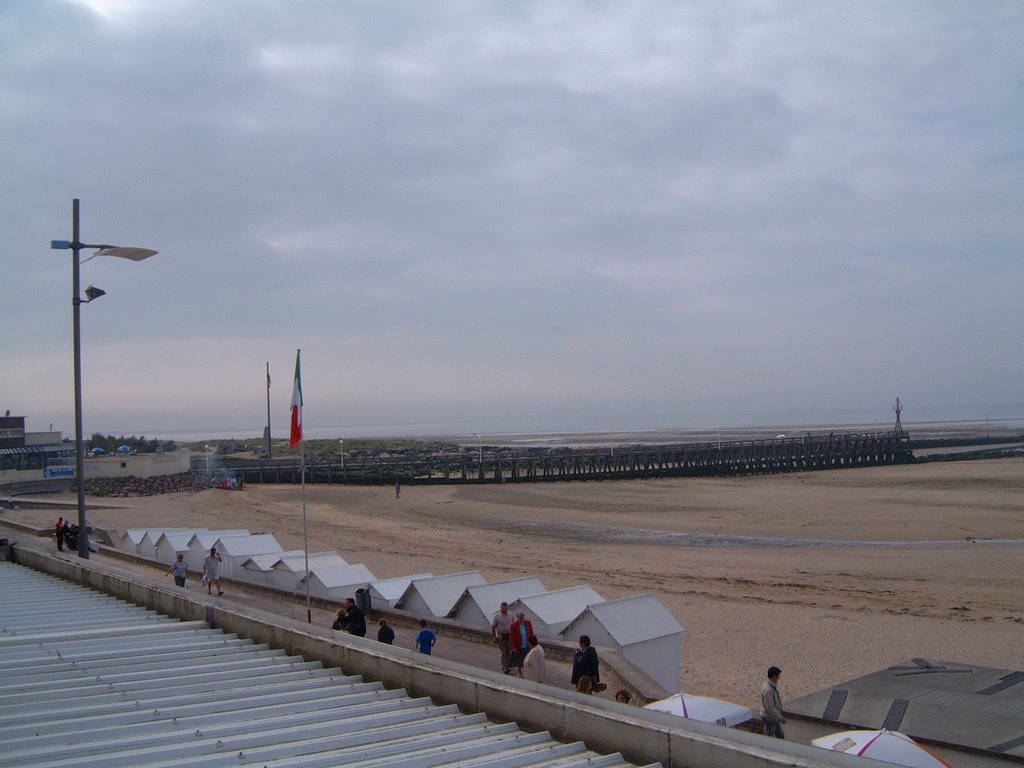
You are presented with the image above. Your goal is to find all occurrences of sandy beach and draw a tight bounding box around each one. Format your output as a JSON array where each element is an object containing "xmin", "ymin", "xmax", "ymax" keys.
[{"xmin": 17, "ymin": 457, "xmax": 1023, "ymax": 710}]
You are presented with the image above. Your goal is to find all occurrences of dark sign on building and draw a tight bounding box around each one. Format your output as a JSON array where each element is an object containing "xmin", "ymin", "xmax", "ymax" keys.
[{"xmin": 0, "ymin": 416, "xmax": 26, "ymax": 449}]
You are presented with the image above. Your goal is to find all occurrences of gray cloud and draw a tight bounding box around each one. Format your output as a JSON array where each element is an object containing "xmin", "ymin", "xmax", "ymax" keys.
[{"xmin": 2, "ymin": 0, "xmax": 1021, "ymax": 439}]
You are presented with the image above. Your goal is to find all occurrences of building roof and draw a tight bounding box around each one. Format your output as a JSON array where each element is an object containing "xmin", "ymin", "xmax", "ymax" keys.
[
  {"xmin": 398, "ymin": 571, "xmax": 486, "ymax": 616},
  {"xmin": 568, "ymin": 594, "xmax": 684, "ymax": 645},
  {"xmin": 189, "ymin": 530, "xmax": 250, "ymax": 548},
  {"xmin": 274, "ymin": 552, "xmax": 349, "ymax": 572},
  {"xmin": 512, "ymin": 585, "xmax": 605, "ymax": 628},
  {"xmin": 242, "ymin": 549, "xmax": 306, "ymax": 572},
  {"xmin": 305, "ymin": 563, "xmax": 376, "ymax": 589},
  {"xmin": 0, "ymin": 560, "xmax": 652, "ymax": 768},
  {"xmin": 369, "ymin": 572, "xmax": 434, "ymax": 603},
  {"xmin": 450, "ymin": 577, "xmax": 546, "ymax": 618},
  {"xmin": 213, "ymin": 533, "xmax": 283, "ymax": 557}
]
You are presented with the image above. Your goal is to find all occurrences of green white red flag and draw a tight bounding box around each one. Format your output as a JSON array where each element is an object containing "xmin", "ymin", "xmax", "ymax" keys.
[{"xmin": 289, "ymin": 350, "xmax": 303, "ymax": 448}]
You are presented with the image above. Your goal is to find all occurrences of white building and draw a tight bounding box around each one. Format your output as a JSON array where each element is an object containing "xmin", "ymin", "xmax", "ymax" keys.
[
  {"xmin": 366, "ymin": 573, "xmax": 433, "ymax": 609},
  {"xmin": 153, "ymin": 530, "xmax": 207, "ymax": 565},
  {"xmin": 560, "ymin": 594, "xmax": 683, "ymax": 693},
  {"xmin": 187, "ymin": 530, "xmax": 250, "ymax": 569},
  {"xmin": 268, "ymin": 552, "xmax": 349, "ymax": 592},
  {"xmin": 397, "ymin": 571, "xmax": 486, "ymax": 618},
  {"xmin": 449, "ymin": 577, "xmax": 546, "ymax": 628},
  {"xmin": 508, "ymin": 585, "xmax": 605, "ymax": 637},
  {"xmin": 119, "ymin": 528, "xmax": 197, "ymax": 556},
  {"xmin": 239, "ymin": 550, "xmax": 306, "ymax": 586},
  {"xmin": 212, "ymin": 534, "xmax": 283, "ymax": 579},
  {"xmin": 302, "ymin": 564, "xmax": 376, "ymax": 601}
]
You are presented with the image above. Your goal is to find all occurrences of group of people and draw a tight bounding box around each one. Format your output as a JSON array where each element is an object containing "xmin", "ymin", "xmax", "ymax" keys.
[
  {"xmin": 161, "ymin": 546, "xmax": 225, "ymax": 595},
  {"xmin": 53, "ymin": 517, "xmax": 81, "ymax": 552},
  {"xmin": 490, "ymin": 601, "xmax": 560, "ymax": 686},
  {"xmin": 161, "ymin": 556, "xmax": 790, "ymax": 737},
  {"xmin": 331, "ymin": 597, "xmax": 367, "ymax": 637}
]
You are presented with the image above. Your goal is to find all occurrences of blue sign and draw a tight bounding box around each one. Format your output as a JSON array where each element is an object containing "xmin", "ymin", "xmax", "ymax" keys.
[{"xmin": 44, "ymin": 467, "xmax": 75, "ymax": 478}]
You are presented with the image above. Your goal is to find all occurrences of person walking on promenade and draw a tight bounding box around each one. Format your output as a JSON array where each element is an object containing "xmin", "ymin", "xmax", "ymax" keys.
[
  {"xmin": 377, "ymin": 618, "xmax": 395, "ymax": 644},
  {"xmin": 491, "ymin": 601, "xmax": 514, "ymax": 674},
  {"xmin": 523, "ymin": 635, "xmax": 546, "ymax": 683},
  {"xmin": 760, "ymin": 666, "xmax": 786, "ymax": 738},
  {"xmin": 55, "ymin": 517, "xmax": 64, "ymax": 551},
  {"xmin": 203, "ymin": 546, "xmax": 224, "ymax": 596},
  {"xmin": 571, "ymin": 635, "xmax": 600, "ymax": 693},
  {"xmin": 509, "ymin": 611, "xmax": 534, "ymax": 678},
  {"xmin": 413, "ymin": 620, "xmax": 436, "ymax": 654},
  {"xmin": 165, "ymin": 553, "xmax": 189, "ymax": 588}
]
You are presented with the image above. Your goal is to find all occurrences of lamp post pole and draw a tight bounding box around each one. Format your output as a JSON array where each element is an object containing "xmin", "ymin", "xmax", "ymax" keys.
[
  {"xmin": 71, "ymin": 200, "xmax": 88, "ymax": 559},
  {"xmin": 52, "ymin": 198, "xmax": 157, "ymax": 559}
]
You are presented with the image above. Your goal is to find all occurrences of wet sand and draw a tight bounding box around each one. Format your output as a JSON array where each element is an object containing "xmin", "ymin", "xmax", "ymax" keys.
[{"xmin": 17, "ymin": 457, "xmax": 1024, "ymax": 709}]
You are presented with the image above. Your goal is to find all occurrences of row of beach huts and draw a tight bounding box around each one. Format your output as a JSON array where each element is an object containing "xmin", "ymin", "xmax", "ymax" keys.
[{"xmin": 114, "ymin": 527, "xmax": 684, "ymax": 692}]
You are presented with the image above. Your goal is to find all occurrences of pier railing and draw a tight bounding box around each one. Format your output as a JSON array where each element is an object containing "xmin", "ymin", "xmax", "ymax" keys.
[{"xmin": 228, "ymin": 430, "xmax": 913, "ymax": 486}]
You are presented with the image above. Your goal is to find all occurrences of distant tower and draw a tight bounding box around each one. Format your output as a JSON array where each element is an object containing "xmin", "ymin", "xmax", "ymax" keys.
[{"xmin": 893, "ymin": 397, "xmax": 903, "ymax": 433}]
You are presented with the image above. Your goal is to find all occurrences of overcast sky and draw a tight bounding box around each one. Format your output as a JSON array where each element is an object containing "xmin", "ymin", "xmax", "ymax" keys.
[{"xmin": 2, "ymin": 0, "xmax": 1022, "ymax": 441}]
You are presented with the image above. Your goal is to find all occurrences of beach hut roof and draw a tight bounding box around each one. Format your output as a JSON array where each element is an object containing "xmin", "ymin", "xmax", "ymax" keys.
[
  {"xmin": 399, "ymin": 571, "xmax": 486, "ymax": 616},
  {"xmin": 274, "ymin": 552, "xmax": 348, "ymax": 572},
  {"xmin": 451, "ymin": 577, "xmax": 546, "ymax": 618},
  {"xmin": 191, "ymin": 530, "xmax": 250, "ymax": 548},
  {"xmin": 513, "ymin": 585, "xmax": 605, "ymax": 623},
  {"xmin": 305, "ymin": 564, "xmax": 375, "ymax": 589},
  {"xmin": 125, "ymin": 528, "xmax": 195, "ymax": 545},
  {"xmin": 213, "ymin": 534, "xmax": 282, "ymax": 557},
  {"xmin": 569, "ymin": 594, "xmax": 683, "ymax": 645},
  {"xmin": 153, "ymin": 531, "xmax": 200, "ymax": 549},
  {"xmin": 242, "ymin": 550, "xmax": 305, "ymax": 572},
  {"xmin": 369, "ymin": 573, "xmax": 433, "ymax": 603}
]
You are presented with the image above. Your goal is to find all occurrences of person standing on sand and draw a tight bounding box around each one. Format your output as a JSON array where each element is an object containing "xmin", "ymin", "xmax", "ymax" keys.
[
  {"xmin": 760, "ymin": 666, "xmax": 786, "ymax": 738},
  {"xmin": 203, "ymin": 546, "xmax": 224, "ymax": 595}
]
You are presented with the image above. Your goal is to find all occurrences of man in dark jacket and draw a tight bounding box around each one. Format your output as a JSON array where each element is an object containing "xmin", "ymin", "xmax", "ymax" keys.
[
  {"xmin": 570, "ymin": 635, "xmax": 600, "ymax": 692},
  {"xmin": 341, "ymin": 597, "xmax": 366, "ymax": 636}
]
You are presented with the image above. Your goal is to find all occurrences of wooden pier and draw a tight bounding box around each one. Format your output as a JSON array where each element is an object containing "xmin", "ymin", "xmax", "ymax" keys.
[{"xmin": 232, "ymin": 430, "xmax": 913, "ymax": 486}]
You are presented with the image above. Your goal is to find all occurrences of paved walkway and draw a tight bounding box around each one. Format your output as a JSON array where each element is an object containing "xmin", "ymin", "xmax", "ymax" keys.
[{"xmin": 113, "ymin": 549, "xmax": 579, "ymax": 689}]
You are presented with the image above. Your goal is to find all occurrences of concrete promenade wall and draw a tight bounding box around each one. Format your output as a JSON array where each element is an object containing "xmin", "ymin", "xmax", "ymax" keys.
[{"xmin": 8, "ymin": 543, "xmax": 889, "ymax": 768}]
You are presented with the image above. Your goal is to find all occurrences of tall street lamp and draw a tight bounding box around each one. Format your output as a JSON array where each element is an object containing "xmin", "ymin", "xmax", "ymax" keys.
[{"xmin": 51, "ymin": 198, "xmax": 157, "ymax": 559}]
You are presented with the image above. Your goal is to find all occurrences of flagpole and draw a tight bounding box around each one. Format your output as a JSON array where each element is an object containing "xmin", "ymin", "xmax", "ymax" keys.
[
  {"xmin": 290, "ymin": 348, "xmax": 312, "ymax": 624},
  {"xmin": 265, "ymin": 362, "xmax": 272, "ymax": 459},
  {"xmin": 301, "ymin": 428, "xmax": 311, "ymax": 623}
]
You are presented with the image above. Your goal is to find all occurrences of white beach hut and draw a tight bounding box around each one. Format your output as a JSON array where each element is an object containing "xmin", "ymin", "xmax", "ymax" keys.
[
  {"xmin": 269, "ymin": 552, "xmax": 349, "ymax": 591},
  {"xmin": 449, "ymin": 577, "xmax": 546, "ymax": 628},
  {"xmin": 118, "ymin": 529, "xmax": 152, "ymax": 554},
  {"xmin": 366, "ymin": 573, "xmax": 433, "ymax": 609},
  {"xmin": 187, "ymin": 530, "xmax": 250, "ymax": 569},
  {"xmin": 139, "ymin": 528, "xmax": 201, "ymax": 558},
  {"xmin": 397, "ymin": 571, "xmax": 487, "ymax": 618},
  {"xmin": 154, "ymin": 531, "xmax": 206, "ymax": 565},
  {"xmin": 560, "ymin": 593, "xmax": 684, "ymax": 693},
  {"xmin": 213, "ymin": 534, "xmax": 283, "ymax": 579},
  {"xmin": 508, "ymin": 585, "xmax": 605, "ymax": 637},
  {"xmin": 302, "ymin": 564, "xmax": 376, "ymax": 601},
  {"xmin": 120, "ymin": 528, "xmax": 194, "ymax": 556},
  {"xmin": 240, "ymin": 549, "xmax": 306, "ymax": 585}
]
